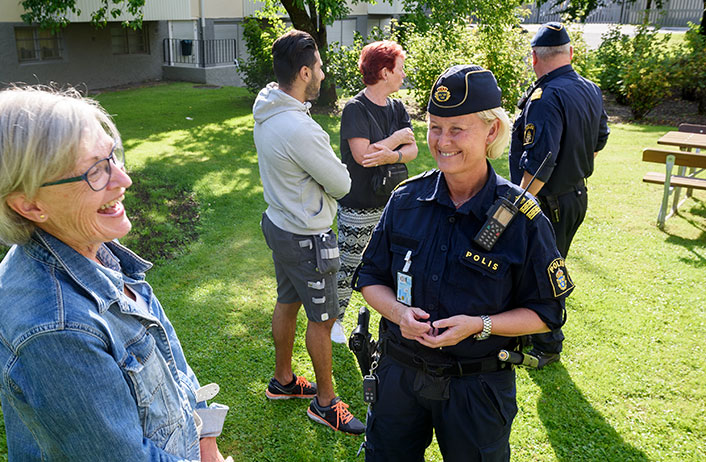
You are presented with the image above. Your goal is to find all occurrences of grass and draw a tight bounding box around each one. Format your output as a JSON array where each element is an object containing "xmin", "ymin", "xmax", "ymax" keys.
[{"xmin": 1, "ymin": 82, "xmax": 705, "ymax": 461}]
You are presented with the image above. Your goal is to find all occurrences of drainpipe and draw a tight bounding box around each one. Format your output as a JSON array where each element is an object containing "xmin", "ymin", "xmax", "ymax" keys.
[{"xmin": 199, "ymin": 0, "xmax": 206, "ymax": 68}]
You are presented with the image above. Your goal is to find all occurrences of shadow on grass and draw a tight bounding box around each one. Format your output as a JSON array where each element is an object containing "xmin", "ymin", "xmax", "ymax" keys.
[
  {"xmin": 529, "ymin": 364, "xmax": 649, "ymax": 462},
  {"xmin": 662, "ymin": 198, "xmax": 706, "ymax": 266}
]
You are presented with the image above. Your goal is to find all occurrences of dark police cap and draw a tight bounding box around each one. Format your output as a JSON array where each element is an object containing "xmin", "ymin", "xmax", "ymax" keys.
[
  {"xmin": 531, "ymin": 22, "xmax": 571, "ymax": 47},
  {"xmin": 427, "ymin": 64, "xmax": 502, "ymax": 117}
]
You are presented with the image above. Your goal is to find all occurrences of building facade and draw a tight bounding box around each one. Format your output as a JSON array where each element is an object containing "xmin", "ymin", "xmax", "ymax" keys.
[{"xmin": 0, "ymin": 0, "xmax": 406, "ymax": 90}]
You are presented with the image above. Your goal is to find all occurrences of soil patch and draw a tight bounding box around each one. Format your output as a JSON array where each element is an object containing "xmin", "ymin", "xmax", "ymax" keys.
[{"xmin": 603, "ymin": 92, "xmax": 706, "ymax": 127}]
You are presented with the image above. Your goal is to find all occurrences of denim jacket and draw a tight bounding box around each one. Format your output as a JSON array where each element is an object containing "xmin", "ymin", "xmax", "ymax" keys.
[{"xmin": 0, "ymin": 231, "xmax": 207, "ymax": 461}]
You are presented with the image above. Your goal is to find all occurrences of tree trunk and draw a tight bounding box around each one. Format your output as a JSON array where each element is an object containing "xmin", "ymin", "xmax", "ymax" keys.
[
  {"xmin": 312, "ymin": 24, "xmax": 336, "ymax": 107},
  {"xmin": 280, "ymin": 0, "xmax": 338, "ymax": 107}
]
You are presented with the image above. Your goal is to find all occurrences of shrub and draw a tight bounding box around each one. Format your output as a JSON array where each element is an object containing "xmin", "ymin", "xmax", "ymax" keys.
[
  {"xmin": 567, "ymin": 24, "xmax": 599, "ymax": 83},
  {"xmin": 327, "ymin": 34, "xmax": 366, "ymax": 97},
  {"xmin": 403, "ymin": 21, "xmax": 532, "ymax": 113},
  {"xmin": 621, "ymin": 25, "xmax": 672, "ymax": 119},
  {"xmin": 327, "ymin": 24, "xmax": 400, "ymax": 98},
  {"xmin": 596, "ymin": 26, "xmax": 631, "ymax": 97},
  {"xmin": 239, "ymin": 8, "xmax": 290, "ymax": 95},
  {"xmin": 595, "ymin": 25, "xmax": 673, "ymax": 119},
  {"xmin": 403, "ymin": 22, "xmax": 479, "ymax": 109},
  {"xmin": 673, "ymin": 24, "xmax": 706, "ymax": 114}
]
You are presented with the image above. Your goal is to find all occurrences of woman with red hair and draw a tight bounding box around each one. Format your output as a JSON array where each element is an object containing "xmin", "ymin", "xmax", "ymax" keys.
[{"xmin": 333, "ymin": 40, "xmax": 418, "ymax": 343}]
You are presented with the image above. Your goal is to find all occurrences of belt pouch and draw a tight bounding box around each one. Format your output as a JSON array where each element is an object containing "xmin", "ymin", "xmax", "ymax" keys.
[
  {"xmin": 543, "ymin": 195, "xmax": 561, "ymax": 223},
  {"xmin": 313, "ymin": 230, "xmax": 340, "ymax": 275},
  {"xmin": 413, "ymin": 370, "xmax": 451, "ymax": 400}
]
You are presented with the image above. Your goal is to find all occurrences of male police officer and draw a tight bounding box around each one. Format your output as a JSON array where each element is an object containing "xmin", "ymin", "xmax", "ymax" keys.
[{"xmin": 508, "ymin": 22, "xmax": 610, "ymax": 368}]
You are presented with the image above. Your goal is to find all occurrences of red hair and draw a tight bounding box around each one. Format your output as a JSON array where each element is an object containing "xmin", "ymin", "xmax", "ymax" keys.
[{"xmin": 359, "ymin": 41, "xmax": 405, "ymax": 86}]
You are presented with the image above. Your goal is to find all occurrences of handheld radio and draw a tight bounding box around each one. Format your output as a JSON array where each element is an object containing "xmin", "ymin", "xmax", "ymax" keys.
[{"xmin": 473, "ymin": 151, "xmax": 552, "ymax": 251}]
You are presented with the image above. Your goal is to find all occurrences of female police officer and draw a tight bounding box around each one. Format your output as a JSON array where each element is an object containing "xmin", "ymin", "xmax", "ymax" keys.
[{"xmin": 354, "ymin": 65, "xmax": 572, "ymax": 461}]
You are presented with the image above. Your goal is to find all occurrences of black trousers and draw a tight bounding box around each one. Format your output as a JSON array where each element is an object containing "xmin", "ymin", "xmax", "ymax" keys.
[
  {"xmin": 538, "ymin": 184, "xmax": 588, "ymax": 259},
  {"xmin": 365, "ymin": 356, "xmax": 516, "ymax": 462},
  {"xmin": 533, "ymin": 185, "xmax": 587, "ymax": 354}
]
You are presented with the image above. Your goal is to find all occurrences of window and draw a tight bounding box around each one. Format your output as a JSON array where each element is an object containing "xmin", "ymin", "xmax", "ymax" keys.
[
  {"xmin": 15, "ymin": 27, "xmax": 63, "ymax": 62},
  {"xmin": 111, "ymin": 24, "xmax": 150, "ymax": 55}
]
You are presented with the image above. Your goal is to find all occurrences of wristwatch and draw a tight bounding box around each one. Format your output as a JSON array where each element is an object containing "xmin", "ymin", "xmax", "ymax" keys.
[
  {"xmin": 473, "ymin": 315, "xmax": 492, "ymax": 340},
  {"xmin": 396, "ymin": 149, "xmax": 403, "ymax": 163}
]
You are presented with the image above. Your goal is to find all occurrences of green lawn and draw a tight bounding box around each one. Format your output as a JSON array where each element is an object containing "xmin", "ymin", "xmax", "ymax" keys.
[{"xmin": 0, "ymin": 82, "xmax": 704, "ymax": 461}]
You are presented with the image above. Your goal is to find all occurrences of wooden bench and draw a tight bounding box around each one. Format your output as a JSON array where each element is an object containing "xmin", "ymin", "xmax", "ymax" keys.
[
  {"xmin": 678, "ymin": 123, "xmax": 706, "ymax": 135},
  {"xmin": 642, "ymin": 148, "xmax": 706, "ymax": 229}
]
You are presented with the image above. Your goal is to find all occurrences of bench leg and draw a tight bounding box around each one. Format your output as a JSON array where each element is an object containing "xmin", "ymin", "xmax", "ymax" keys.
[
  {"xmin": 657, "ymin": 155, "xmax": 675, "ymax": 230},
  {"xmin": 671, "ymin": 165, "xmax": 686, "ymax": 213}
]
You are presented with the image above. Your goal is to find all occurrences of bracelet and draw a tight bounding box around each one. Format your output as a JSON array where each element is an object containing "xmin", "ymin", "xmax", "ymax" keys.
[{"xmin": 396, "ymin": 149, "xmax": 403, "ymax": 163}]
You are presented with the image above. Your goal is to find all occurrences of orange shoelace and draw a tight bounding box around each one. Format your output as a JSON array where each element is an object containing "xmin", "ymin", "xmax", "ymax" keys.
[
  {"xmin": 295, "ymin": 375, "xmax": 312, "ymax": 391},
  {"xmin": 331, "ymin": 400, "xmax": 354, "ymax": 426}
]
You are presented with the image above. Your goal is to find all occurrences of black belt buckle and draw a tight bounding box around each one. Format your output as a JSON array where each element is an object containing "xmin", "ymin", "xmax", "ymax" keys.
[{"xmin": 413, "ymin": 356, "xmax": 450, "ymax": 377}]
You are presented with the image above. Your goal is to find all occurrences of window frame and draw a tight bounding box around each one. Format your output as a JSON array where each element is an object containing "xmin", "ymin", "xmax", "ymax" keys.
[
  {"xmin": 110, "ymin": 24, "xmax": 150, "ymax": 55},
  {"xmin": 15, "ymin": 26, "xmax": 63, "ymax": 63}
]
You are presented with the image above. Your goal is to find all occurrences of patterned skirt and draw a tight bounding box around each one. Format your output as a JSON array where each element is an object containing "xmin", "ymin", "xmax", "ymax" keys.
[{"xmin": 336, "ymin": 205, "xmax": 385, "ymax": 319}]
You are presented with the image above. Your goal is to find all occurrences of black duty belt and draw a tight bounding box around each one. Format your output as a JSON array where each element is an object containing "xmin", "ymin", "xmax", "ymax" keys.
[
  {"xmin": 538, "ymin": 181, "xmax": 587, "ymax": 202},
  {"xmin": 383, "ymin": 339, "xmax": 512, "ymax": 377}
]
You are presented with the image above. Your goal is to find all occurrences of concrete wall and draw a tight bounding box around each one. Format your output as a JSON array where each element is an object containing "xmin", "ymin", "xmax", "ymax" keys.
[
  {"xmin": 0, "ymin": 21, "xmax": 169, "ymax": 90},
  {"xmin": 1, "ymin": 0, "xmax": 191, "ymax": 22},
  {"xmin": 162, "ymin": 64, "xmax": 242, "ymax": 86}
]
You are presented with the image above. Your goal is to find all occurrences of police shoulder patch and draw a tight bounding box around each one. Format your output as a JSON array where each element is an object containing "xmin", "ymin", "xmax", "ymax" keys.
[
  {"xmin": 547, "ymin": 258, "xmax": 574, "ymax": 297},
  {"xmin": 530, "ymin": 87, "xmax": 543, "ymax": 101},
  {"xmin": 523, "ymin": 123, "xmax": 535, "ymax": 146}
]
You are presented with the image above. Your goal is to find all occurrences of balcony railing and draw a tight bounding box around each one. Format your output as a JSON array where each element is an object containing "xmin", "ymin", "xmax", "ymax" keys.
[{"xmin": 163, "ymin": 38, "xmax": 238, "ymax": 68}]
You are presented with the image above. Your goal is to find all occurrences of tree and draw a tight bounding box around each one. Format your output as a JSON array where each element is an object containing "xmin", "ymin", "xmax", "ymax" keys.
[
  {"xmin": 258, "ymin": 0, "xmax": 361, "ymax": 106},
  {"xmin": 262, "ymin": 0, "xmax": 525, "ymax": 106},
  {"xmin": 20, "ymin": 0, "xmax": 145, "ymax": 32},
  {"xmin": 401, "ymin": 0, "xmax": 522, "ymax": 33}
]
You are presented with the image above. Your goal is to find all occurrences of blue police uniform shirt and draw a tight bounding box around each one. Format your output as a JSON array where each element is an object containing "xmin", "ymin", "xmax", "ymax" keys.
[
  {"xmin": 355, "ymin": 165, "xmax": 571, "ymax": 360},
  {"xmin": 509, "ymin": 64, "xmax": 610, "ymax": 196}
]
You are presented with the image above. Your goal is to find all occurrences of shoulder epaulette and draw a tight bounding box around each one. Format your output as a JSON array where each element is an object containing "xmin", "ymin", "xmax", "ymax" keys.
[
  {"xmin": 498, "ymin": 181, "xmax": 542, "ymax": 221},
  {"xmin": 393, "ymin": 169, "xmax": 437, "ymax": 191},
  {"xmin": 516, "ymin": 195, "xmax": 542, "ymax": 220}
]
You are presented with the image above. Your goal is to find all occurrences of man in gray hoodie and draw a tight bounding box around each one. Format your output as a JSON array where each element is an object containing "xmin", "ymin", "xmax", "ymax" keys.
[{"xmin": 253, "ymin": 30, "xmax": 364, "ymax": 435}]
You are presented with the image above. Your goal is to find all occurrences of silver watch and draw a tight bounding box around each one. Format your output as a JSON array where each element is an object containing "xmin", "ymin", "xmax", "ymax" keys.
[{"xmin": 473, "ymin": 315, "xmax": 492, "ymax": 340}]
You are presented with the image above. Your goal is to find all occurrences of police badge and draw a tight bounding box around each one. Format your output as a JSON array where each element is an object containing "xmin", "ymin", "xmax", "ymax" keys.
[
  {"xmin": 434, "ymin": 85, "xmax": 451, "ymax": 103},
  {"xmin": 547, "ymin": 258, "xmax": 574, "ymax": 297}
]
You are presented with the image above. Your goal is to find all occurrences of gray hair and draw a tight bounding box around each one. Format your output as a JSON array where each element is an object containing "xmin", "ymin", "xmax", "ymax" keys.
[
  {"xmin": 0, "ymin": 86, "xmax": 120, "ymax": 245},
  {"xmin": 533, "ymin": 43, "xmax": 571, "ymax": 60},
  {"xmin": 476, "ymin": 106, "xmax": 511, "ymax": 160}
]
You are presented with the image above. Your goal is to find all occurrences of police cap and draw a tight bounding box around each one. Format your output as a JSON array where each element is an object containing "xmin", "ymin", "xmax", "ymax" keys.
[
  {"xmin": 531, "ymin": 22, "xmax": 571, "ymax": 47},
  {"xmin": 427, "ymin": 64, "xmax": 502, "ymax": 117}
]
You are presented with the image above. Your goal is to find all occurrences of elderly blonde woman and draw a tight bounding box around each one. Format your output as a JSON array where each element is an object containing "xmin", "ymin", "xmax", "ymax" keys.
[
  {"xmin": 353, "ymin": 65, "xmax": 571, "ymax": 461},
  {"xmin": 0, "ymin": 86, "xmax": 229, "ymax": 461}
]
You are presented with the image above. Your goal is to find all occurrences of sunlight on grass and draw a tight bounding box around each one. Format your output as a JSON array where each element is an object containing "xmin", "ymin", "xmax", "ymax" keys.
[{"xmin": 1, "ymin": 83, "xmax": 704, "ymax": 461}]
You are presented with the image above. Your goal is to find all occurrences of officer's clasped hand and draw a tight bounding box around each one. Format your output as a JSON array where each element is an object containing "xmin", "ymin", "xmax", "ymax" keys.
[
  {"xmin": 416, "ymin": 315, "xmax": 480, "ymax": 349},
  {"xmin": 397, "ymin": 306, "xmax": 433, "ymax": 340}
]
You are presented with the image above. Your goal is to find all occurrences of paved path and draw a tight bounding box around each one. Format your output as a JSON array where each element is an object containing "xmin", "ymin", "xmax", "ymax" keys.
[{"xmin": 522, "ymin": 23, "xmax": 687, "ymax": 49}]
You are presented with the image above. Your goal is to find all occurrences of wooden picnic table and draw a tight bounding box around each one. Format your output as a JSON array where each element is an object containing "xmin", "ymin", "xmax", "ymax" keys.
[
  {"xmin": 657, "ymin": 131, "xmax": 706, "ymax": 151},
  {"xmin": 644, "ymin": 129, "xmax": 706, "ymax": 228}
]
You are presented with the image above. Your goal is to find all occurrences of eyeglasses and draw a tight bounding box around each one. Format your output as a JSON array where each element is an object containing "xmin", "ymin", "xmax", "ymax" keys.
[{"xmin": 41, "ymin": 143, "xmax": 126, "ymax": 192}]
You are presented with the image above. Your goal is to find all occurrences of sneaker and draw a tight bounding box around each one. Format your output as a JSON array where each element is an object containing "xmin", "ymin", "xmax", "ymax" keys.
[
  {"xmin": 528, "ymin": 349, "xmax": 561, "ymax": 369},
  {"xmin": 331, "ymin": 319, "xmax": 347, "ymax": 344},
  {"xmin": 265, "ymin": 374, "xmax": 317, "ymax": 400},
  {"xmin": 307, "ymin": 396, "xmax": 365, "ymax": 435}
]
